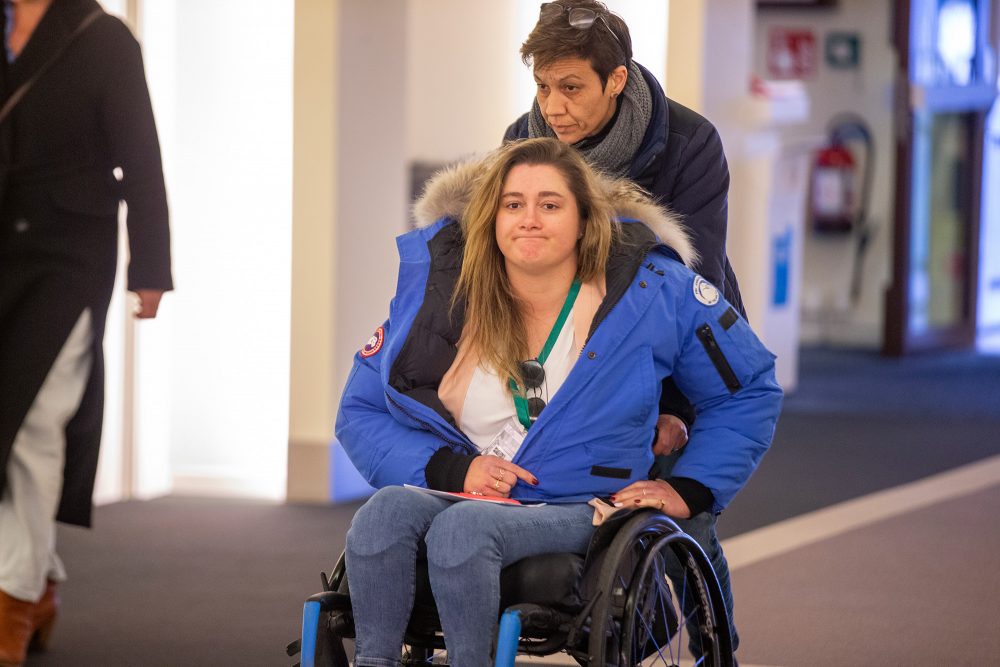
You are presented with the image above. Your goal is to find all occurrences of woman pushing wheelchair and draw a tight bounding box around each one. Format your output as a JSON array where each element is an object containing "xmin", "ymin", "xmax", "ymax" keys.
[{"xmin": 336, "ymin": 137, "xmax": 782, "ymax": 667}]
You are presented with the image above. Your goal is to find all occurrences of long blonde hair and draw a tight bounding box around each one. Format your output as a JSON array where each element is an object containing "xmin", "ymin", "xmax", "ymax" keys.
[{"xmin": 454, "ymin": 138, "xmax": 619, "ymax": 388}]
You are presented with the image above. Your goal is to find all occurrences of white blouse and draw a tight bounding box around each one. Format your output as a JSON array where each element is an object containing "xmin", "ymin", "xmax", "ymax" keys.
[
  {"xmin": 438, "ymin": 279, "xmax": 606, "ymax": 452},
  {"xmin": 459, "ymin": 308, "xmax": 579, "ymax": 451}
]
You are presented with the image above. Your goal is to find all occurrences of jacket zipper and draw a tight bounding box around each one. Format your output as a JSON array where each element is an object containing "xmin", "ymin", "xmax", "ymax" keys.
[
  {"xmin": 385, "ymin": 391, "xmax": 477, "ymax": 454},
  {"xmin": 696, "ymin": 324, "xmax": 742, "ymax": 393}
]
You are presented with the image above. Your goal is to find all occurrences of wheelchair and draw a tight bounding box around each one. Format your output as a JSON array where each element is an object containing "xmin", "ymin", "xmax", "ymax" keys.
[{"xmin": 288, "ymin": 507, "xmax": 734, "ymax": 667}]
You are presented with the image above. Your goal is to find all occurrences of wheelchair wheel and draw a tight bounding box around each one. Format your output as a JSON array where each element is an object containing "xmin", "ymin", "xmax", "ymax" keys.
[{"xmin": 587, "ymin": 511, "xmax": 734, "ymax": 667}]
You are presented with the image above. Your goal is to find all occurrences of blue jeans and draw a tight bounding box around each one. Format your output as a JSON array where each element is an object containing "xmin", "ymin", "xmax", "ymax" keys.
[
  {"xmin": 345, "ymin": 486, "xmax": 594, "ymax": 667},
  {"xmin": 665, "ymin": 512, "xmax": 739, "ymax": 656}
]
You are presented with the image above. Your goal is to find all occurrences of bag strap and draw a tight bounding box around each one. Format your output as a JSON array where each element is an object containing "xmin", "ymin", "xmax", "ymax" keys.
[{"xmin": 0, "ymin": 7, "xmax": 104, "ymax": 126}]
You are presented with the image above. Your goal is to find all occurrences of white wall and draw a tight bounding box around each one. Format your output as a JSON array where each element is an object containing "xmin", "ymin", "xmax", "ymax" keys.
[
  {"xmin": 333, "ymin": 1, "xmax": 409, "ymax": 392},
  {"xmin": 405, "ymin": 1, "xmax": 522, "ymax": 162},
  {"xmin": 286, "ymin": 0, "xmax": 340, "ymax": 502},
  {"xmin": 134, "ymin": 0, "xmax": 295, "ymax": 500},
  {"xmin": 753, "ymin": 0, "xmax": 897, "ymax": 348}
]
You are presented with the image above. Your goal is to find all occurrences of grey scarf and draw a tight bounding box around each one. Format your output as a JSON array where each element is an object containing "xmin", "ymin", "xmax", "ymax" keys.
[{"xmin": 527, "ymin": 61, "xmax": 652, "ymax": 177}]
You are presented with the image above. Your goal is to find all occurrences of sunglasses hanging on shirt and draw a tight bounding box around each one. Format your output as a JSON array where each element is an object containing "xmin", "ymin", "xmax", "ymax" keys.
[
  {"xmin": 509, "ymin": 279, "xmax": 581, "ymax": 430},
  {"xmin": 519, "ymin": 359, "xmax": 547, "ymax": 423}
]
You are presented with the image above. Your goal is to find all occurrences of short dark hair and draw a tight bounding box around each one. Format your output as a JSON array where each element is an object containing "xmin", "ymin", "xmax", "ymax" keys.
[{"xmin": 520, "ymin": 1, "xmax": 632, "ymax": 85}]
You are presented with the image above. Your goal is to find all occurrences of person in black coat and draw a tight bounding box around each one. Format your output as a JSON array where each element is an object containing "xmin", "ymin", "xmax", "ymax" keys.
[
  {"xmin": 0, "ymin": 0, "xmax": 171, "ymax": 661},
  {"xmin": 503, "ymin": 1, "xmax": 747, "ymax": 658}
]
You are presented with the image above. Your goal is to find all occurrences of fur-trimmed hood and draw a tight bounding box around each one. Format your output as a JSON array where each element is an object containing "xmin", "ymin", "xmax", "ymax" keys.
[{"xmin": 411, "ymin": 156, "xmax": 698, "ymax": 268}]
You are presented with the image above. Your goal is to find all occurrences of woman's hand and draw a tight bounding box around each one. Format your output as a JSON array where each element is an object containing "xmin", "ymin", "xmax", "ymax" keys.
[
  {"xmin": 611, "ymin": 479, "xmax": 691, "ymax": 519},
  {"xmin": 652, "ymin": 414, "xmax": 689, "ymax": 455},
  {"xmin": 132, "ymin": 289, "xmax": 164, "ymax": 319},
  {"xmin": 464, "ymin": 456, "xmax": 538, "ymax": 498}
]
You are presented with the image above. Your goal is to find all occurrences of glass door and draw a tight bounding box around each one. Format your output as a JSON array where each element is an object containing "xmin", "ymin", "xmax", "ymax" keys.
[{"xmin": 885, "ymin": 0, "xmax": 997, "ymax": 354}]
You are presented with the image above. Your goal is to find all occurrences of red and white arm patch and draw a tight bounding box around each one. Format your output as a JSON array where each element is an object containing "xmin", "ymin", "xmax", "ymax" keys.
[{"xmin": 360, "ymin": 326, "xmax": 385, "ymax": 358}]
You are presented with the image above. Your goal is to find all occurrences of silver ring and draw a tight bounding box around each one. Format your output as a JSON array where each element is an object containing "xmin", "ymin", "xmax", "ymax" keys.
[
  {"xmin": 494, "ymin": 478, "xmax": 502, "ymax": 491},
  {"xmin": 642, "ymin": 488, "xmax": 647, "ymax": 497}
]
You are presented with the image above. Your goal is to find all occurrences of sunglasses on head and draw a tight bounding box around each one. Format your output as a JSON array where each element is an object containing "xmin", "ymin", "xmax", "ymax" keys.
[
  {"xmin": 519, "ymin": 358, "xmax": 547, "ymax": 423},
  {"xmin": 539, "ymin": 2, "xmax": 625, "ymax": 52}
]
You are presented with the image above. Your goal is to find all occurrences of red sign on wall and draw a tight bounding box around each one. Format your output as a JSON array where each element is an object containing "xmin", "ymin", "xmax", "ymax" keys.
[{"xmin": 767, "ymin": 28, "xmax": 818, "ymax": 79}]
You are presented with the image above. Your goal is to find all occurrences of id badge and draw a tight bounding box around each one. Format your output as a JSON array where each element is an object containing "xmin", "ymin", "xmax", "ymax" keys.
[{"xmin": 481, "ymin": 419, "xmax": 526, "ymax": 461}]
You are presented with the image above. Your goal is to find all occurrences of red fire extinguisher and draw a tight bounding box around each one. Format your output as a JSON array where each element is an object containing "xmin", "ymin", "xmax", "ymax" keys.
[
  {"xmin": 810, "ymin": 114, "xmax": 876, "ymax": 305},
  {"xmin": 811, "ymin": 142, "xmax": 857, "ymax": 233}
]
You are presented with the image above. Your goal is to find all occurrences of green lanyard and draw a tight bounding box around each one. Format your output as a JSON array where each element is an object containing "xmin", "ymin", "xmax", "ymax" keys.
[{"xmin": 509, "ymin": 278, "xmax": 582, "ymax": 431}]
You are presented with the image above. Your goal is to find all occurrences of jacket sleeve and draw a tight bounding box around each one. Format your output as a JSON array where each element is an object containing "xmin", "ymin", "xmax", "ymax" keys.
[
  {"xmin": 666, "ymin": 277, "xmax": 783, "ymax": 512},
  {"xmin": 665, "ymin": 119, "xmax": 730, "ymax": 301},
  {"xmin": 100, "ymin": 20, "xmax": 172, "ymax": 292},
  {"xmin": 335, "ymin": 319, "xmax": 461, "ymax": 490},
  {"xmin": 658, "ymin": 376, "xmax": 695, "ymax": 426}
]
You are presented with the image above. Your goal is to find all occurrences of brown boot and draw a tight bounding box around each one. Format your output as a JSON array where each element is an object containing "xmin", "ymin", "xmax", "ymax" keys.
[
  {"xmin": 0, "ymin": 588, "xmax": 33, "ymax": 667},
  {"xmin": 29, "ymin": 580, "xmax": 59, "ymax": 653}
]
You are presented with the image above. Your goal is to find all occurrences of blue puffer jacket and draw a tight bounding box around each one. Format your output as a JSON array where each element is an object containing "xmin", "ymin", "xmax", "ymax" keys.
[{"xmin": 336, "ymin": 160, "xmax": 782, "ymax": 512}]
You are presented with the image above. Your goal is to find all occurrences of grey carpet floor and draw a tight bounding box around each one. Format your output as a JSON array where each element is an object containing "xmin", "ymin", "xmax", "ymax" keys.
[
  {"xmin": 734, "ymin": 484, "xmax": 1000, "ymax": 666},
  {"xmin": 32, "ymin": 498, "xmax": 362, "ymax": 666}
]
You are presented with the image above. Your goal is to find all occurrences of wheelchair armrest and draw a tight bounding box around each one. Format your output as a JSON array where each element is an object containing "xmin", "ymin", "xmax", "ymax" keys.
[{"xmin": 582, "ymin": 508, "xmax": 682, "ymax": 567}]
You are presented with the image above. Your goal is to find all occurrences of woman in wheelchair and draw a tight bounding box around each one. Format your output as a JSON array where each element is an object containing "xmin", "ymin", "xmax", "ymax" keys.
[{"xmin": 335, "ymin": 137, "xmax": 782, "ymax": 667}]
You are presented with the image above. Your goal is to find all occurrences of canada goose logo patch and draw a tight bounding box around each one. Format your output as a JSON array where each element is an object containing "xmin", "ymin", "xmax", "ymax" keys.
[
  {"xmin": 360, "ymin": 326, "xmax": 385, "ymax": 358},
  {"xmin": 692, "ymin": 276, "xmax": 720, "ymax": 306}
]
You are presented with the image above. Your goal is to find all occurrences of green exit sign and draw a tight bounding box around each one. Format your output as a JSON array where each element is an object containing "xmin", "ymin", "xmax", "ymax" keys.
[{"xmin": 826, "ymin": 32, "xmax": 861, "ymax": 69}]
